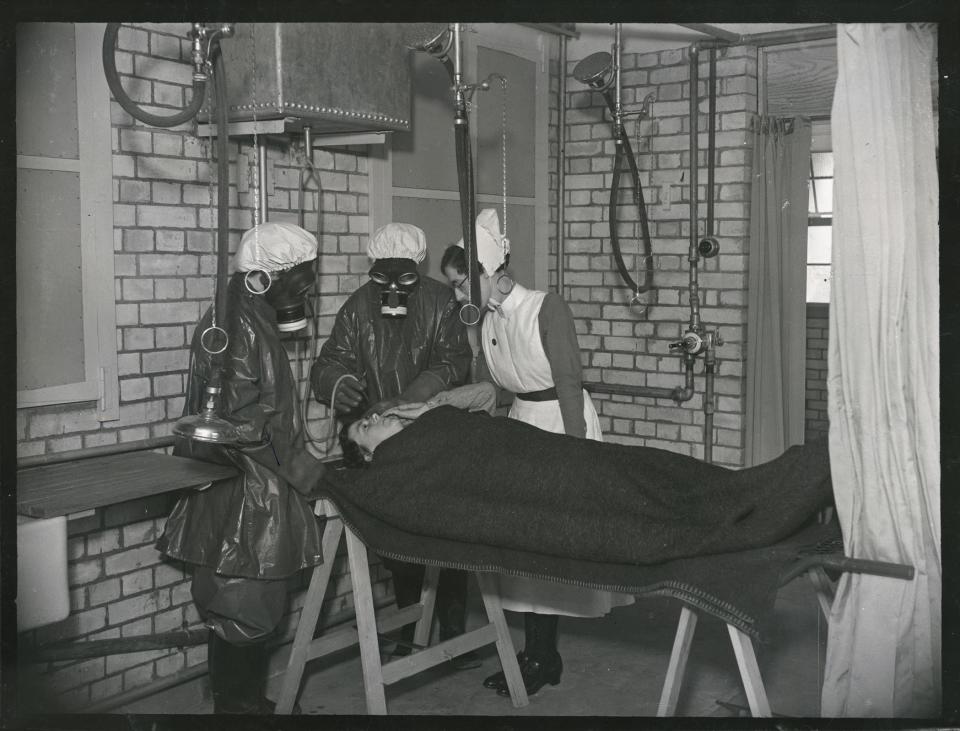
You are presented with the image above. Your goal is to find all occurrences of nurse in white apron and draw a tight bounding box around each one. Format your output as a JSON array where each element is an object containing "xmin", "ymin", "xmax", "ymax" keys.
[{"xmin": 442, "ymin": 209, "xmax": 634, "ymax": 697}]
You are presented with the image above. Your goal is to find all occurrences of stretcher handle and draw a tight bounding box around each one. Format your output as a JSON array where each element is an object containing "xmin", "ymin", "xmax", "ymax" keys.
[
  {"xmin": 781, "ymin": 554, "xmax": 915, "ymax": 585},
  {"xmin": 819, "ymin": 555, "xmax": 915, "ymax": 580}
]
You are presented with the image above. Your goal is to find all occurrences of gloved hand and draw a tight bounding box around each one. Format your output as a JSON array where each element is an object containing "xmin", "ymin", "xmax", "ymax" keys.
[{"xmin": 334, "ymin": 376, "xmax": 367, "ymax": 414}]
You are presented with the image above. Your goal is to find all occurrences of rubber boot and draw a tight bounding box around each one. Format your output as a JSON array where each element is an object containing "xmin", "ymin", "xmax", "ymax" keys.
[
  {"xmin": 497, "ymin": 613, "xmax": 562, "ymax": 696},
  {"xmin": 208, "ymin": 633, "xmax": 274, "ymax": 714},
  {"xmin": 438, "ymin": 591, "xmax": 481, "ymax": 670}
]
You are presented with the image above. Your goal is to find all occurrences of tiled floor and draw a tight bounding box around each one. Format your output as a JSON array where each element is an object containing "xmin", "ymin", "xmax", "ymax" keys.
[{"xmin": 116, "ymin": 573, "xmax": 828, "ymax": 718}]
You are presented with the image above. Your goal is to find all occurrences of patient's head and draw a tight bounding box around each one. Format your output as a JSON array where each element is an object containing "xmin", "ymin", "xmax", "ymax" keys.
[{"xmin": 339, "ymin": 412, "xmax": 406, "ymax": 466}]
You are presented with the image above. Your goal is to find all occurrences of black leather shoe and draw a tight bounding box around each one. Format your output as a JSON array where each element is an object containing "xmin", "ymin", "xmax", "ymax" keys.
[
  {"xmin": 483, "ymin": 651, "xmax": 528, "ymax": 689},
  {"xmin": 448, "ymin": 650, "xmax": 482, "ymax": 671},
  {"xmin": 496, "ymin": 653, "xmax": 563, "ymax": 697}
]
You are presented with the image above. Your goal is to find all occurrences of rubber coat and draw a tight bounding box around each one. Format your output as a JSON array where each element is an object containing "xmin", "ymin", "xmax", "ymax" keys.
[
  {"xmin": 157, "ymin": 274, "xmax": 324, "ymax": 579},
  {"xmin": 311, "ymin": 277, "xmax": 471, "ymax": 407}
]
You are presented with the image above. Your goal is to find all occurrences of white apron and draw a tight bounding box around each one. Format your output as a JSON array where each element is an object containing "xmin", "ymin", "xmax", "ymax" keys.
[{"xmin": 482, "ymin": 284, "xmax": 635, "ymax": 617}]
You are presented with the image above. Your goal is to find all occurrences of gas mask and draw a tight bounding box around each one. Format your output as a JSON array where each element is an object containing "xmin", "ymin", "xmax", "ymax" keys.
[
  {"xmin": 369, "ymin": 258, "xmax": 420, "ymax": 318},
  {"xmin": 263, "ymin": 260, "xmax": 316, "ymax": 332}
]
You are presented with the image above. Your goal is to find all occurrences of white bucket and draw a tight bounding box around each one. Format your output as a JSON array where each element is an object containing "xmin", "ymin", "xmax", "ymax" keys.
[{"xmin": 17, "ymin": 514, "xmax": 70, "ymax": 632}]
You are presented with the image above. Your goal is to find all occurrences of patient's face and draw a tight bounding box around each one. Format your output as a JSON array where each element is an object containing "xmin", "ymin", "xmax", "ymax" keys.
[{"xmin": 348, "ymin": 413, "xmax": 406, "ymax": 459}]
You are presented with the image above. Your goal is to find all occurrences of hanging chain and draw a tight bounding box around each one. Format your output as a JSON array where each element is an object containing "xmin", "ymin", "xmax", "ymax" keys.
[
  {"xmin": 498, "ymin": 75, "xmax": 508, "ymax": 240},
  {"xmin": 251, "ymin": 23, "xmax": 262, "ymax": 258}
]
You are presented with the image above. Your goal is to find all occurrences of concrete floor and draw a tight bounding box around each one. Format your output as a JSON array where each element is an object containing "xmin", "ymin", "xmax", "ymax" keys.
[{"xmin": 116, "ymin": 574, "xmax": 828, "ymax": 718}]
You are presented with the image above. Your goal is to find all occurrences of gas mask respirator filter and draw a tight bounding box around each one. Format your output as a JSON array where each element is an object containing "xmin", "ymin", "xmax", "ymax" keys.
[
  {"xmin": 369, "ymin": 258, "xmax": 420, "ymax": 318},
  {"xmin": 262, "ymin": 260, "xmax": 316, "ymax": 332}
]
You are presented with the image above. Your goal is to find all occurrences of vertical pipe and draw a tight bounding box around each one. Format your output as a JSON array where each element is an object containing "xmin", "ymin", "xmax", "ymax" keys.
[
  {"xmin": 614, "ymin": 23, "xmax": 623, "ymax": 142},
  {"xmin": 706, "ymin": 48, "xmax": 717, "ymax": 237},
  {"xmin": 687, "ymin": 45, "xmax": 701, "ymax": 333},
  {"xmin": 703, "ymin": 362, "xmax": 715, "ymax": 463},
  {"xmin": 258, "ymin": 140, "xmax": 269, "ymax": 224},
  {"xmin": 557, "ymin": 35, "xmax": 568, "ymax": 296}
]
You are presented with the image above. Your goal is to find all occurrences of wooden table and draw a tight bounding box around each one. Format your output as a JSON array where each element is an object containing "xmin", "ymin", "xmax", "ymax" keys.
[{"xmin": 17, "ymin": 452, "xmax": 238, "ymax": 518}]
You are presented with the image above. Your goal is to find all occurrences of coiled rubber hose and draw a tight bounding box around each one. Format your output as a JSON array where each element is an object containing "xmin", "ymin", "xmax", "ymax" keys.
[
  {"xmin": 602, "ymin": 91, "xmax": 654, "ymax": 294},
  {"xmin": 102, "ymin": 23, "xmax": 207, "ymax": 128}
]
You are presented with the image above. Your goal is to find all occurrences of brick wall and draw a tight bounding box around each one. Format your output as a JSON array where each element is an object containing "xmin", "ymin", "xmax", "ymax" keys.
[
  {"xmin": 805, "ymin": 303, "xmax": 830, "ymax": 441},
  {"xmin": 16, "ymin": 23, "xmax": 386, "ymax": 712},
  {"xmin": 562, "ymin": 45, "xmax": 757, "ymax": 466}
]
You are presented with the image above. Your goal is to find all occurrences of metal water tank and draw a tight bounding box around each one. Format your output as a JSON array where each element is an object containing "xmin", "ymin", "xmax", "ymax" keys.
[{"xmin": 207, "ymin": 23, "xmax": 444, "ymax": 135}]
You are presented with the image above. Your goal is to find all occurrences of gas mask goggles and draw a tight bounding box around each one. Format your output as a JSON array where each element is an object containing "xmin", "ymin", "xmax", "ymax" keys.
[
  {"xmin": 247, "ymin": 259, "xmax": 316, "ymax": 332},
  {"xmin": 369, "ymin": 258, "xmax": 420, "ymax": 318}
]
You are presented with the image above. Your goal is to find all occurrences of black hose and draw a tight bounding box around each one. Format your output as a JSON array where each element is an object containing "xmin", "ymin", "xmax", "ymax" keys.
[
  {"xmin": 455, "ymin": 120, "xmax": 481, "ymax": 324},
  {"xmin": 212, "ymin": 49, "xmax": 231, "ymax": 331},
  {"xmin": 102, "ymin": 23, "xmax": 207, "ymax": 128},
  {"xmin": 602, "ymin": 91, "xmax": 654, "ymax": 294}
]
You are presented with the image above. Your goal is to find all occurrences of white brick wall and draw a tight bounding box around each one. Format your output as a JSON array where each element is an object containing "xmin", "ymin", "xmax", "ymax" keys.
[{"xmin": 562, "ymin": 44, "xmax": 756, "ymax": 466}]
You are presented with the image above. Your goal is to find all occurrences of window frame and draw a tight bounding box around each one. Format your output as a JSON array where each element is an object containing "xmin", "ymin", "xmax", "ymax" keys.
[
  {"xmin": 16, "ymin": 22, "xmax": 119, "ymax": 419},
  {"xmin": 806, "ymin": 120, "xmax": 833, "ymax": 304}
]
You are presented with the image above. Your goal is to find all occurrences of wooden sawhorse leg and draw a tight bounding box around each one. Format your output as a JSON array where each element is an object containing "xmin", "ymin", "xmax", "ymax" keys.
[
  {"xmin": 656, "ymin": 606, "xmax": 771, "ymax": 717},
  {"xmin": 276, "ymin": 500, "xmax": 528, "ymax": 714}
]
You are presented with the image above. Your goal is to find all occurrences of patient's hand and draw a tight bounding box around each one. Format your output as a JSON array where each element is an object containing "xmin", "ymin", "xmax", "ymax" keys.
[{"xmin": 381, "ymin": 402, "xmax": 431, "ymax": 420}]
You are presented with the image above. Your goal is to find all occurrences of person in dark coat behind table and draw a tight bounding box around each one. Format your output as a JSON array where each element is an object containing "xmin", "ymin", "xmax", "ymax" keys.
[
  {"xmin": 310, "ymin": 222, "xmax": 479, "ymax": 668},
  {"xmin": 157, "ymin": 222, "xmax": 325, "ymax": 714}
]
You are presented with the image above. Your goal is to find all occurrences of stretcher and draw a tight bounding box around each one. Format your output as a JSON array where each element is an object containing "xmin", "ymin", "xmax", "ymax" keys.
[{"xmin": 277, "ymin": 502, "xmax": 913, "ymax": 717}]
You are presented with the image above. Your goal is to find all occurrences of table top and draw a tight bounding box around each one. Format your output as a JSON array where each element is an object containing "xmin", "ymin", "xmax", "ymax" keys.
[{"xmin": 17, "ymin": 451, "xmax": 238, "ymax": 519}]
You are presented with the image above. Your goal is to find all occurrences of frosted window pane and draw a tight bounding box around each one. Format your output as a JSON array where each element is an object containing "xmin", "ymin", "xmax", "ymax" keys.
[
  {"xmin": 811, "ymin": 152, "xmax": 833, "ymax": 177},
  {"xmin": 17, "ymin": 23, "xmax": 79, "ymax": 159},
  {"xmin": 814, "ymin": 179, "xmax": 833, "ymax": 214},
  {"xmin": 807, "ymin": 225, "xmax": 832, "ymax": 264},
  {"xmin": 17, "ymin": 168, "xmax": 85, "ymax": 390},
  {"xmin": 806, "ymin": 264, "xmax": 831, "ymax": 304}
]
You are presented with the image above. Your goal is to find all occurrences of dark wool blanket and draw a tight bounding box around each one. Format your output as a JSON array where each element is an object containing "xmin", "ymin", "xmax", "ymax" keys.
[{"xmin": 319, "ymin": 407, "xmax": 835, "ymax": 637}]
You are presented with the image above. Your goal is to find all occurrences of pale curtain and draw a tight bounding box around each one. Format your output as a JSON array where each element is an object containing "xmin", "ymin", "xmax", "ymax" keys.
[
  {"xmin": 822, "ymin": 23, "xmax": 940, "ymax": 717},
  {"xmin": 745, "ymin": 115, "xmax": 811, "ymax": 466}
]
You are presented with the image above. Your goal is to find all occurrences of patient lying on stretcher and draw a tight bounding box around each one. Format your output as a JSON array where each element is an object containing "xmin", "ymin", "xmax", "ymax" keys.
[{"xmin": 333, "ymin": 382, "xmax": 833, "ymax": 566}]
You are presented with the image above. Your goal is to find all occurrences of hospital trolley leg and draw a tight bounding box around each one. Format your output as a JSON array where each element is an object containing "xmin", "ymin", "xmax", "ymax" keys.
[{"xmin": 346, "ymin": 525, "xmax": 389, "ymax": 714}]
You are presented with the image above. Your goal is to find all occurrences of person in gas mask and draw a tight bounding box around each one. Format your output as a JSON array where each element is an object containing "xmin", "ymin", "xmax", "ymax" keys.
[
  {"xmin": 157, "ymin": 222, "xmax": 325, "ymax": 714},
  {"xmin": 310, "ymin": 222, "xmax": 478, "ymax": 668}
]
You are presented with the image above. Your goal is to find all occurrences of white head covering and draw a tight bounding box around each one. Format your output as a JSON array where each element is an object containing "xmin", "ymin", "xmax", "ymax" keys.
[
  {"xmin": 367, "ymin": 223, "xmax": 427, "ymax": 263},
  {"xmin": 234, "ymin": 222, "xmax": 318, "ymax": 273},
  {"xmin": 456, "ymin": 208, "xmax": 510, "ymax": 274}
]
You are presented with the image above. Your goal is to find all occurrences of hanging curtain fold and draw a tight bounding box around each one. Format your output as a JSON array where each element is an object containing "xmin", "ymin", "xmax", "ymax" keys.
[
  {"xmin": 744, "ymin": 114, "xmax": 811, "ymax": 467},
  {"xmin": 821, "ymin": 23, "xmax": 940, "ymax": 717}
]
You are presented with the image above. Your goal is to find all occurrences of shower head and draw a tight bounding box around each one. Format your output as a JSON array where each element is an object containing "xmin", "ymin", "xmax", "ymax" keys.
[
  {"xmin": 405, "ymin": 23, "xmax": 452, "ymax": 59},
  {"xmin": 573, "ymin": 51, "xmax": 614, "ymax": 90}
]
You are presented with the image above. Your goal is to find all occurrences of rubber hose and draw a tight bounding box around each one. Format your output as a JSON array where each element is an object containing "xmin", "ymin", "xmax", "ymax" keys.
[
  {"xmin": 455, "ymin": 121, "xmax": 481, "ymax": 311},
  {"xmin": 102, "ymin": 23, "xmax": 207, "ymax": 128},
  {"xmin": 212, "ymin": 48, "xmax": 231, "ymax": 331},
  {"xmin": 603, "ymin": 91, "xmax": 654, "ymax": 294}
]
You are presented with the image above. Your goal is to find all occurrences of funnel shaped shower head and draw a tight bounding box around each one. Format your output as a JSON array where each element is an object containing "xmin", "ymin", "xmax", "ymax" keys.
[{"xmin": 573, "ymin": 51, "xmax": 614, "ymax": 90}]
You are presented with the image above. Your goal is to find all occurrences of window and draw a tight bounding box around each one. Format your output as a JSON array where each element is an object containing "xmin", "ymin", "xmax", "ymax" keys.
[
  {"xmin": 806, "ymin": 122, "xmax": 832, "ymax": 304},
  {"xmin": 16, "ymin": 22, "xmax": 118, "ymax": 418}
]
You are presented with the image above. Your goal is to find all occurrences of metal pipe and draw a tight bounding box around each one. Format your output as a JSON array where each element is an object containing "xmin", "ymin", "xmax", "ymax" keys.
[
  {"xmin": 585, "ymin": 359, "xmax": 696, "ymax": 404},
  {"xmin": 518, "ymin": 23, "xmax": 580, "ymax": 39},
  {"xmin": 739, "ymin": 25, "xmax": 836, "ymax": 46},
  {"xmin": 17, "ymin": 436, "xmax": 176, "ymax": 469},
  {"xmin": 706, "ymin": 47, "xmax": 717, "ymax": 237},
  {"xmin": 258, "ymin": 139, "xmax": 269, "ymax": 224},
  {"xmin": 687, "ymin": 44, "xmax": 702, "ymax": 334},
  {"xmin": 613, "ymin": 23, "xmax": 623, "ymax": 142},
  {"xmin": 676, "ymin": 23, "xmax": 742, "ymax": 43},
  {"xmin": 703, "ymin": 362, "xmax": 715, "ymax": 463},
  {"xmin": 557, "ymin": 34, "xmax": 568, "ymax": 295}
]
